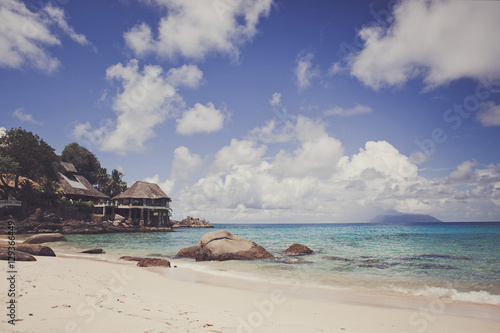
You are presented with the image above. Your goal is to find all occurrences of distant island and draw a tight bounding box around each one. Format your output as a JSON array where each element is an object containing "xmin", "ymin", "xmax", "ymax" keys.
[{"xmin": 370, "ymin": 213, "xmax": 442, "ymax": 223}]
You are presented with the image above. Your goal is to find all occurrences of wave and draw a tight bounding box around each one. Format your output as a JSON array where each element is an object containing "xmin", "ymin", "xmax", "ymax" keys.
[{"xmin": 390, "ymin": 286, "xmax": 500, "ymax": 305}]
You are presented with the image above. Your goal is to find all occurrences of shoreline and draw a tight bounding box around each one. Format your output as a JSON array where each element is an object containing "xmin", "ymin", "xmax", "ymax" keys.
[{"xmin": 1, "ymin": 243, "xmax": 500, "ymax": 332}]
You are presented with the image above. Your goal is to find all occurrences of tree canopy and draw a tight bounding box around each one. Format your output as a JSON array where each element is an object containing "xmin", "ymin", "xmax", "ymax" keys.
[
  {"xmin": 61, "ymin": 142, "xmax": 102, "ymax": 185},
  {"xmin": 0, "ymin": 128, "xmax": 59, "ymax": 198}
]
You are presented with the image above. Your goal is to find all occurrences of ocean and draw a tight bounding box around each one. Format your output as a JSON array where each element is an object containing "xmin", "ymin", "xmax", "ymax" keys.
[{"xmin": 48, "ymin": 222, "xmax": 500, "ymax": 306}]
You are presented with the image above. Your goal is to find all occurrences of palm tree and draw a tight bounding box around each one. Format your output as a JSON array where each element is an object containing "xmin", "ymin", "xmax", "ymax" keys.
[{"xmin": 106, "ymin": 169, "xmax": 127, "ymax": 198}]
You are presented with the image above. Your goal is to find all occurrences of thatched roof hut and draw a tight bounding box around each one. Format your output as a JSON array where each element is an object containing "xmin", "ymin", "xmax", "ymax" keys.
[
  {"xmin": 56, "ymin": 162, "xmax": 109, "ymax": 201},
  {"xmin": 112, "ymin": 181, "xmax": 171, "ymax": 201},
  {"xmin": 110, "ymin": 181, "xmax": 171, "ymax": 227}
]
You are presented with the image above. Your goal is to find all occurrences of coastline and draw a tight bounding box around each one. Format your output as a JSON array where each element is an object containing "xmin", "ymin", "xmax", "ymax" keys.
[{"xmin": 1, "ymin": 245, "xmax": 499, "ymax": 332}]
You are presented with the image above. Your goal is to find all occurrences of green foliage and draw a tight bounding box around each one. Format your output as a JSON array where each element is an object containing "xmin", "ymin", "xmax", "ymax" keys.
[
  {"xmin": 73, "ymin": 199, "xmax": 94, "ymax": 218},
  {"xmin": 103, "ymin": 169, "xmax": 127, "ymax": 197},
  {"xmin": 0, "ymin": 128, "xmax": 59, "ymax": 197},
  {"xmin": 61, "ymin": 143, "xmax": 102, "ymax": 185}
]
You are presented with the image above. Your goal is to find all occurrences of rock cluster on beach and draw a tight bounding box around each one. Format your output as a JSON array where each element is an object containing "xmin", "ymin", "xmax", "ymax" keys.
[
  {"xmin": 2, "ymin": 208, "xmax": 174, "ymax": 234},
  {"xmin": 0, "ymin": 232, "xmax": 66, "ymax": 261},
  {"xmin": 171, "ymin": 216, "xmax": 214, "ymax": 228},
  {"xmin": 195, "ymin": 230, "xmax": 273, "ymax": 261}
]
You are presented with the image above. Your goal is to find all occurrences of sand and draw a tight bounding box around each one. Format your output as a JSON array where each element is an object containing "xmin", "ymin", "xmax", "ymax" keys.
[{"xmin": 1, "ymin": 254, "xmax": 499, "ymax": 333}]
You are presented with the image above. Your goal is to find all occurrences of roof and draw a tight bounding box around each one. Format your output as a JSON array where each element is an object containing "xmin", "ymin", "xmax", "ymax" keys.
[
  {"xmin": 113, "ymin": 181, "xmax": 171, "ymax": 201},
  {"xmin": 58, "ymin": 173, "xmax": 110, "ymax": 199},
  {"xmin": 59, "ymin": 162, "xmax": 78, "ymax": 174},
  {"xmin": 56, "ymin": 162, "xmax": 109, "ymax": 200}
]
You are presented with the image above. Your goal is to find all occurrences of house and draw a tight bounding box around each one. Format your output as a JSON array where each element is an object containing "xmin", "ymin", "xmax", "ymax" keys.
[
  {"xmin": 102, "ymin": 181, "xmax": 172, "ymax": 227},
  {"xmin": 56, "ymin": 162, "xmax": 109, "ymax": 203}
]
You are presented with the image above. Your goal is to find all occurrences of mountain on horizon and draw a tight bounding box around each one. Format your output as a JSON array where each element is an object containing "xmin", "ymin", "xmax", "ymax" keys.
[{"xmin": 370, "ymin": 213, "xmax": 442, "ymax": 223}]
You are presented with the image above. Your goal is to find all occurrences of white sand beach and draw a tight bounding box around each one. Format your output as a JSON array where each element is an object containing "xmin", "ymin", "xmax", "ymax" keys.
[{"xmin": 1, "ymin": 254, "xmax": 499, "ymax": 333}]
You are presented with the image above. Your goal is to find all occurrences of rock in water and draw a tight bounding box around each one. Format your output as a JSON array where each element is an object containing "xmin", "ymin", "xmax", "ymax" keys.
[
  {"xmin": 284, "ymin": 243, "xmax": 314, "ymax": 255},
  {"xmin": 24, "ymin": 233, "xmax": 67, "ymax": 244},
  {"xmin": 16, "ymin": 244, "xmax": 56, "ymax": 256},
  {"xmin": 137, "ymin": 258, "xmax": 171, "ymax": 267},
  {"xmin": 81, "ymin": 248, "xmax": 105, "ymax": 254},
  {"xmin": 196, "ymin": 230, "xmax": 273, "ymax": 261},
  {"xmin": 119, "ymin": 256, "xmax": 145, "ymax": 261},
  {"xmin": 171, "ymin": 216, "xmax": 214, "ymax": 228},
  {"xmin": 0, "ymin": 248, "xmax": 37, "ymax": 261},
  {"xmin": 175, "ymin": 246, "xmax": 198, "ymax": 259}
]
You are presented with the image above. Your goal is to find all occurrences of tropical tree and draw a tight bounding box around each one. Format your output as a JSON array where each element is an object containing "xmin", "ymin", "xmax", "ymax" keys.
[
  {"xmin": 61, "ymin": 142, "xmax": 102, "ymax": 185},
  {"xmin": 0, "ymin": 128, "xmax": 58, "ymax": 198},
  {"xmin": 0, "ymin": 155, "xmax": 20, "ymax": 199},
  {"xmin": 105, "ymin": 169, "xmax": 127, "ymax": 197}
]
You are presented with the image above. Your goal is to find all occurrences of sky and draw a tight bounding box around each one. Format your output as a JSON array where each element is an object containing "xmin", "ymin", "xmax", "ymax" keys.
[{"xmin": 1, "ymin": 0, "xmax": 500, "ymax": 223}]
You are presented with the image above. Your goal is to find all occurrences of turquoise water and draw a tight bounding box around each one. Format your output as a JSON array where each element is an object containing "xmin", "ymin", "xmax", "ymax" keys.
[{"xmin": 52, "ymin": 222, "xmax": 500, "ymax": 305}]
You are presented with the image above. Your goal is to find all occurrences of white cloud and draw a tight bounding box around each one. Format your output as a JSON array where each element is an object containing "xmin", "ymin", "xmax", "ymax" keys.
[
  {"xmin": 447, "ymin": 160, "xmax": 478, "ymax": 184},
  {"xmin": 269, "ymin": 92, "xmax": 281, "ymax": 106},
  {"xmin": 143, "ymin": 174, "xmax": 175, "ymax": 196},
  {"xmin": 170, "ymin": 146, "xmax": 203, "ymax": 183},
  {"xmin": 477, "ymin": 101, "xmax": 500, "ymax": 127},
  {"xmin": 0, "ymin": 0, "xmax": 92, "ymax": 73},
  {"xmin": 324, "ymin": 104, "xmax": 372, "ymax": 117},
  {"xmin": 12, "ymin": 107, "xmax": 43, "ymax": 125},
  {"xmin": 0, "ymin": 127, "xmax": 6, "ymax": 137},
  {"xmin": 349, "ymin": 0, "xmax": 500, "ymax": 90},
  {"xmin": 124, "ymin": 0, "xmax": 272, "ymax": 61},
  {"xmin": 294, "ymin": 51, "xmax": 319, "ymax": 90},
  {"xmin": 166, "ymin": 64, "xmax": 204, "ymax": 89},
  {"xmin": 167, "ymin": 113, "xmax": 500, "ymax": 222},
  {"xmin": 176, "ymin": 102, "xmax": 226, "ymax": 135},
  {"xmin": 328, "ymin": 61, "xmax": 344, "ymax": 76},
  {"xmin": 271, "ymin": 116, "xmax": 344, "ymax": 178},
  {"xmin": 72, "ymin": 60, "xmax": 203, "ymax": 154}
]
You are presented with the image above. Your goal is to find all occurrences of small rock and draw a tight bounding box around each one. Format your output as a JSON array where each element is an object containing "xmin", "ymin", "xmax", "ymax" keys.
[
  {"xmin": 81, "ymin": 248, "xmax": 105, "ymax": 254},
  {"xmin": 119, "ymin": 256, "xmax": 144, "ymax": 261},
  {"xmin": 137, "ymin": 258, "xmax": 171, "ymax": 267},
  {"xmin": 17, "ymin": 244, "xmax": 56, "ymax": 257},
  {"xmin": 24, "ymin": 233, "xmax": 67, "ymax": 244},
  {"xmin": 284, "ymin": 243, "xmax": 314, "ymax": 255}
]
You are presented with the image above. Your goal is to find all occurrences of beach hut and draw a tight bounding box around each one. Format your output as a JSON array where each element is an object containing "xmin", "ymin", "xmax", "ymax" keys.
[
  {"xmin": 109, "ymin": 181, "xmax": 172, "ymax": 227},
  {"xmin": 56, "ymin": 162, "xmax": 109, "ymax": 203}
]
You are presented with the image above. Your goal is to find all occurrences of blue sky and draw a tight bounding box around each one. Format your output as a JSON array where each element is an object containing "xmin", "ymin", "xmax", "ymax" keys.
[{"xmin": 1, "ymin": 0, "xmax": 500, "ymax": 222}]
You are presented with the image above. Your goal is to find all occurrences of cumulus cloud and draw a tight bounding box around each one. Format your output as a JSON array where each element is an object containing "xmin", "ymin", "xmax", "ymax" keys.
[
  {"xmin": 72, "ymin": 60, "xmax": 203, "ymax": 154},
  {"xmin": 166, "ymin": 114, "xmax": 500, "ymax": 222},
  {"xmin": 0, "ymin": 0, "xmax": 92, "ymax": 73},
  {"xmin": 176, "ymin": 102, "xmax": 226, "ymax": 135},
  {"xmin": 170, "ymin": 146, "xmax": 203, "ymax": 183},
  {"xmin": 349, "ymin": 0, "xmax": 500, "ymax": 90},
  {"xmin": 12, "ymin": 107, "xmax": 43, "ymax": 125},
  {"xmin": 143, "ymin": 174, "xmax": 175, "ymax": 196},
  {"xmin": 294, "ymin": 52, "xmax": 319, "ymax": 90},
  {"xmin": 0, "ymin": 127, "xmax": 6, "ymax": 137},
  {"xmin": 447, "ymin": 160, "xmax": 479, "ymax": 184},
  {"xmin": 324, "ymin": 104, "xmax": 372, "ymax": 117},
  {"xmin": 166, "ymin": 64, "xmax": 204, "ymax": 88},
  {"xmin": 124, "ymin": 0, "xmax": 273, "ymax": 61},
  {"xmin": 477, "ymin": 101, "xmax": 500, "ymax": 127}
]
